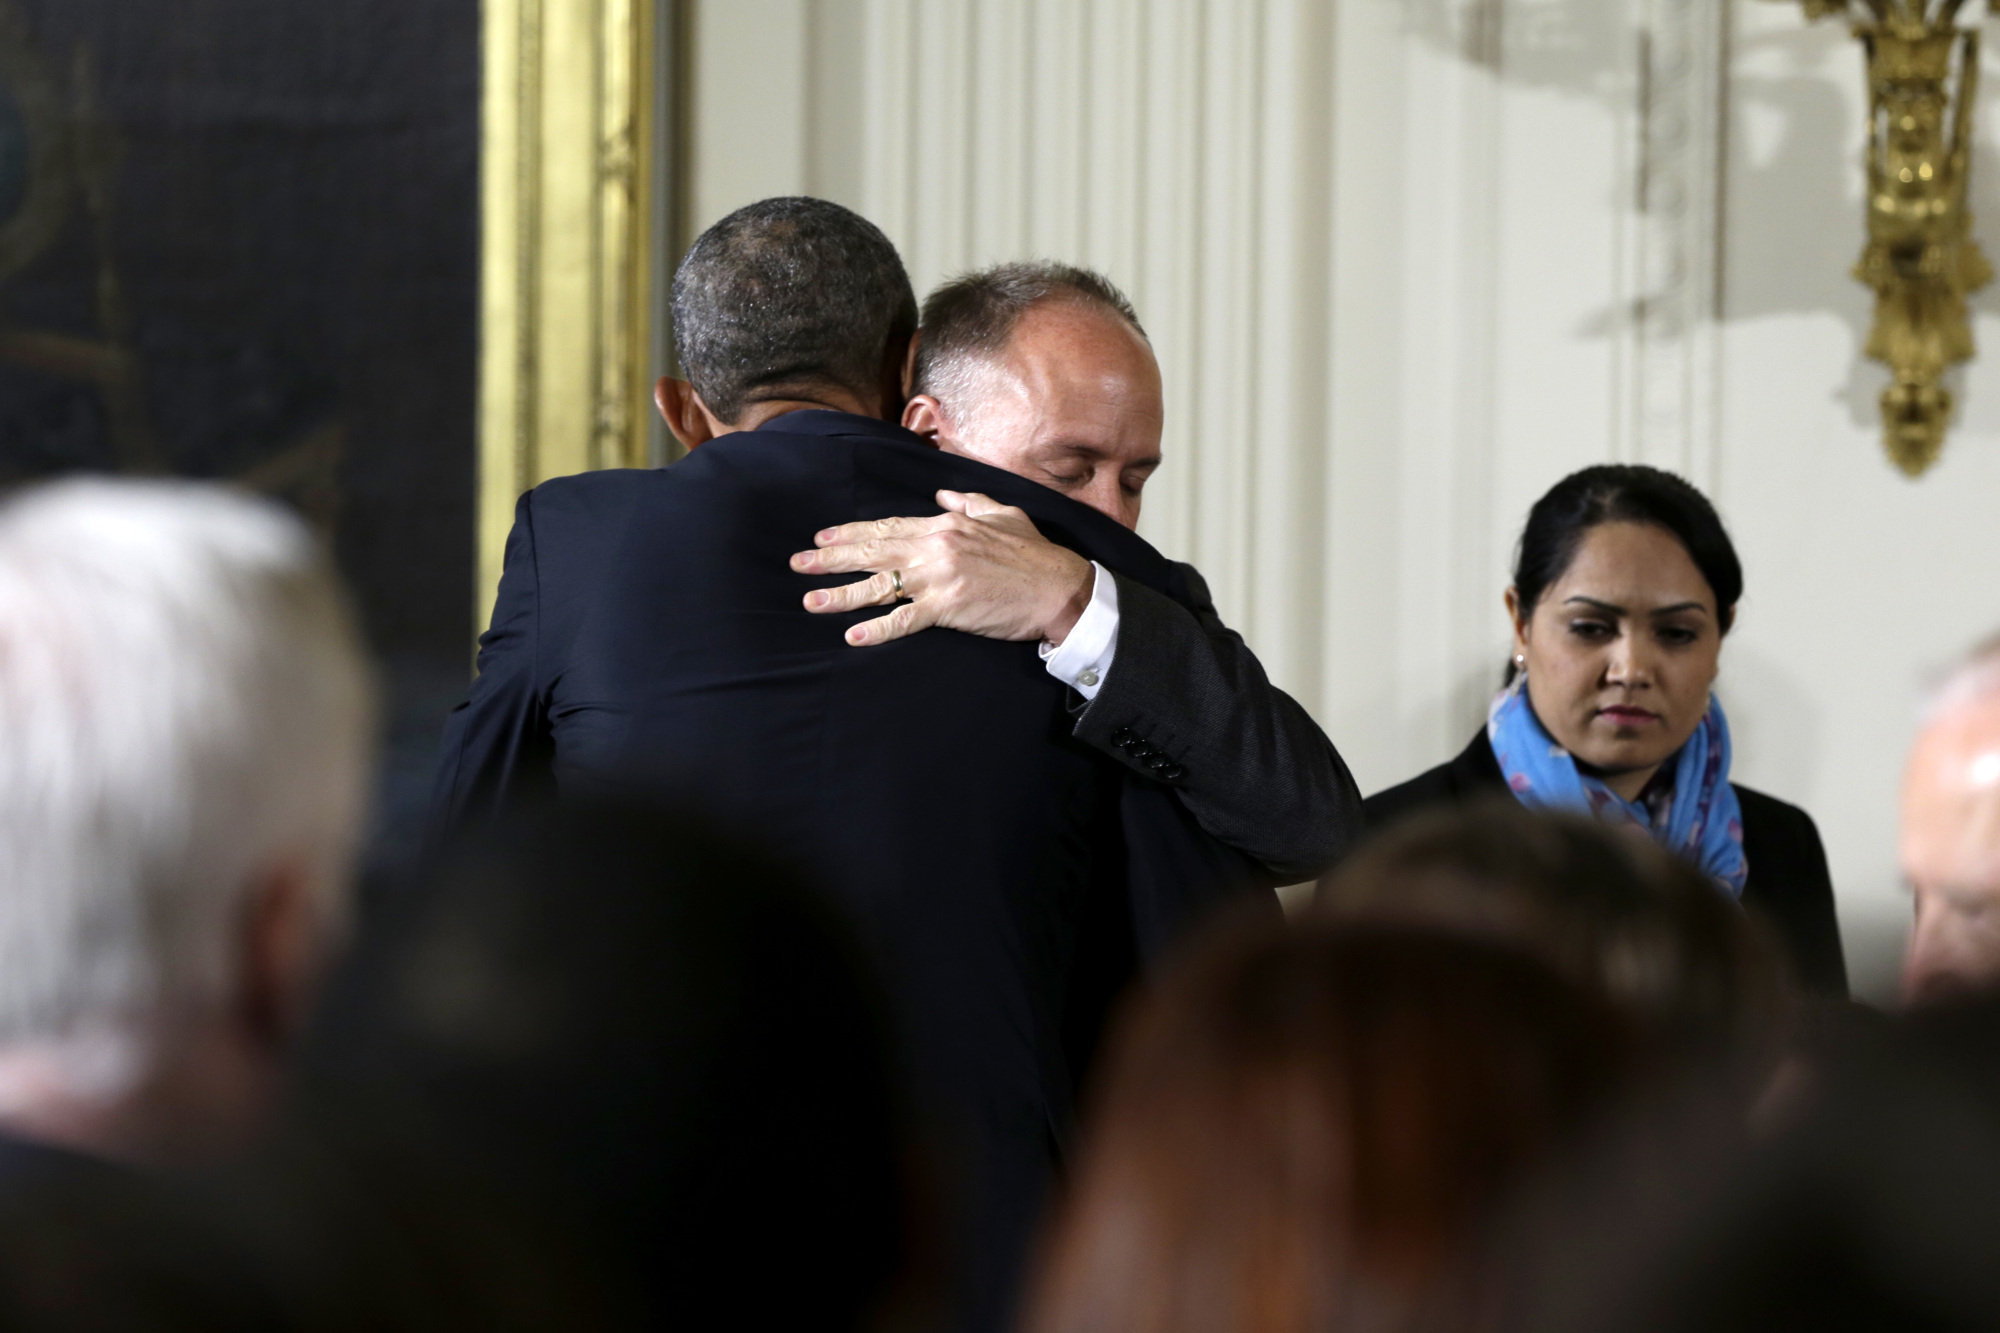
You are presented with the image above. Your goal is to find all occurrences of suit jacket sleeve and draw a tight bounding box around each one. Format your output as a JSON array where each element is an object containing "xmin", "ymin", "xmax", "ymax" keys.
[
  {"xmin": 1736, "ymin": 787, "xmax": 1849, "ymax": 999},
  {"xmin": 1072, "ymin": 566, "xmax": 1364, "ymax": 881},
  {"xmin": 429, "ymin": 490, "xmax": 555, "ymax": 831}
]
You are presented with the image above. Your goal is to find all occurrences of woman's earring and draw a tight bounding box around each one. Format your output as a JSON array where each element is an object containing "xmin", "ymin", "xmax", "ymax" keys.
[{"xmin": 1513, "ymin": 653, "xmax": 1526, "ymax": 672}]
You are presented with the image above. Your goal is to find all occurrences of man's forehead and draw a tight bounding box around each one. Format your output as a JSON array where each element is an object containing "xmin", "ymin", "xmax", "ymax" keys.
[
  {"xmin": 1004, "ymin": 303, "xmax": 1157, "ymax": 375},
  {"xmin": 1903, "ymin": 706, "xmax": 2000, "ymax": 888},
  {"xmin": 1909, "ymin": 700, "xmax": 2000, "ymax": 794}
]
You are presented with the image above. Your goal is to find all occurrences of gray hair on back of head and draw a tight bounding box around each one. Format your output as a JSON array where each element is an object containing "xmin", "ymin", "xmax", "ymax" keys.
[
  {"xmin": 0, "ymin": 478, "xmax": 374, "ymax": 1066},
  {"xmin": 670, "ymin": 196, "xmax": 917, "ymax": 423},
  {"xmin": 911, "ymin": 262, "xmax": 1147, "ymax": 431}
]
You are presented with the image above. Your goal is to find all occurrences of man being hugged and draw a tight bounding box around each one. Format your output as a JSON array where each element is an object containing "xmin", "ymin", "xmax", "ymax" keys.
[
  {"xmin": 435, "ymin": 206, "xmax": 1359, "ymax": 1333},
  {"xmin": 795, "ymin": 263, "xmax": 1358, "ymax": 882}
]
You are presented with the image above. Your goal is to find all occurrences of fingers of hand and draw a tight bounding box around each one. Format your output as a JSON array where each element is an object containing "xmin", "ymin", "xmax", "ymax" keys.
[
  {"xmin": 939, "ymin": 492, "xmax": 1034, "ymax": 539},
  {"xmin": 952, "ymin": 490, "xmax": 1019, "ymax": 521},
  {"xmin": 791, "ymin": 536, "xmax": 914, "ymax": 574},
  {"xmin": 814, "ymin": 514, "xmax": 942, "ymax": 548},
  {"xmin": 803, "ymin": 571, "xmax": 903, "ymax": 613},
  {"xmin": 845, "ymin": 598, "xmax": 935, "ymax": 647}
]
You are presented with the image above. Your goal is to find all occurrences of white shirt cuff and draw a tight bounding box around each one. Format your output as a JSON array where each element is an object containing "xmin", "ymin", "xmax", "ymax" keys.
[{"xmin": 1039, "ymin": 561, "xmax": 1119, "ymax": 701}]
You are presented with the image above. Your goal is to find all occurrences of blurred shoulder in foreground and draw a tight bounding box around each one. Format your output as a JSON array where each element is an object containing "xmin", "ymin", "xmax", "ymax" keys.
[
  {"xmin": 1497, "ymin": 991, "xmax": 2000, "ymax": 1333},
  {"xmin": 278, "ymin": 799, "xmax": 920, "ymax": 1332}
]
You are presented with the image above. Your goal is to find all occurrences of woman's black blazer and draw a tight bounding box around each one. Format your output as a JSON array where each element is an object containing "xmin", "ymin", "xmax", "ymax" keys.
[{"xmin": 1363, "ymin": 732, "xmax": 1849, "ymax": 998}]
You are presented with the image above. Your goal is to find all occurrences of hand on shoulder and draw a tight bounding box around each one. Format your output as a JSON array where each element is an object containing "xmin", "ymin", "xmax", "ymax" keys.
[{"xmin": 789, "ymin": 489, "xmax": 1095, "ymax": 648}]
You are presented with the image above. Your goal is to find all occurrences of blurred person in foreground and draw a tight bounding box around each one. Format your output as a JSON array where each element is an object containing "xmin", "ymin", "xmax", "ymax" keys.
[
  {"xmin": 793, "ymin": 262, "xmax": 1359, "ymax": 880},
  {"xmin": 435, "ymin": 199, "xmax": 1314, "ymax": 1331},
  {"xmin": 0, "ymin": 477, "xmax": 372, "ymax": 1169},
  {"xmin": 1316, "ymin": 802, "xmax": 1791, "ymax": 1070},
  {"xmin": 1021, "ymin": 915, "xmax": 1636, "ymax": 1333},
  {"xmin": 1901, "ymin": 634, "xmax": 2000, "ymax": 1003},
  {"xmin": 1496, "ymin": 993, "xmax": 2000, "ymax": 1333},
  {"xmin": 1364, "ymin": 465, "xmax": 1846, "ymax": 997},
  {"xmin": 0, "ymin": 477, "xmax": 369, "ymax": 1330},
  {"xmin": 279, "ymin": 801, "xmax": 914, "ymax": 1332}
]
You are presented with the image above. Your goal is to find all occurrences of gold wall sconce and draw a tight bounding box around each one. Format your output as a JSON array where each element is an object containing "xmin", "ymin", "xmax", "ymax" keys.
[{"xmin": 1772, "ymin": 0, "xmax": 1992, "ymax": 475}]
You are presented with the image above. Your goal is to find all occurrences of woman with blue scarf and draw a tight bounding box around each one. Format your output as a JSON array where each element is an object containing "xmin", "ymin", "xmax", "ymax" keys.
[{"xmin": 1364, "ymin": 465, "xmax": 1847, "ymax": 997}]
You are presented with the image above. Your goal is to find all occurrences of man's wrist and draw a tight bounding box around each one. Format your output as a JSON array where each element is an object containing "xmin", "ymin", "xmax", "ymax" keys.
[
  {"xmin": 1040, "ymin": 563, "xmax": 1120, "ymax": 700},
  {"xmin": 1041, "ymin": 554, "xmax": 1096, "ymax": 646}
]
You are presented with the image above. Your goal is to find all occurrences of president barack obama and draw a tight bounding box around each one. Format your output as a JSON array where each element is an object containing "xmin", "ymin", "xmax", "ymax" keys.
[{"xmin": 436, "ymin": 199, "xmax": 1359, "ymax": 1332}]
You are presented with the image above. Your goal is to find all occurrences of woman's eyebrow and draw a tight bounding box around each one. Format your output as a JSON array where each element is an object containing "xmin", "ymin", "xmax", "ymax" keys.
[{"xmin": 1561, "ymin": 595, "xmax": 1709, "ymax": 617}]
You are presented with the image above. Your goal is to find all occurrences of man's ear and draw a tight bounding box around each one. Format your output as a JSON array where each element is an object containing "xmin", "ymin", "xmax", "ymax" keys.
[
  {"xmin": 870, "ymin": 329, "xmax": 917, "ymax": 422},
  {"xmin": 238, "ymin": 862, "xmax": 325, "ymax": 1051},
  {"xmin": 900, "ymin": 329, "xmax": 922, "ymax": 401},
  {"xmin": 655, "ymin": 377, "xmax": 718, "ymax": 451},
  {"xmin": 903, "ymin": 395, "xmax": 946, "ymax": 445}
]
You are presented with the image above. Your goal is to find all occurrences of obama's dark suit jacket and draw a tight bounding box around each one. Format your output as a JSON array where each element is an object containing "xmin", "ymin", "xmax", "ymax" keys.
[{"xmin": 431, "ymin": 409, "xmax": 1359, "ymax": 1330}]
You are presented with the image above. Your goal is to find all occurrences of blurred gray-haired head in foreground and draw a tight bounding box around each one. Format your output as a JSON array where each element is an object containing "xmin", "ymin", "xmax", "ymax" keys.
[{"xmin": 0, "ymin": 478, "xmax": 373, "ymax": 1164}]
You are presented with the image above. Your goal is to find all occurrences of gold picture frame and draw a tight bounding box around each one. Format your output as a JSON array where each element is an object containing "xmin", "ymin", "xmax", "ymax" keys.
[{"xmin": 478, "ymin": 0, "xmax": 676, "ymax": 620}]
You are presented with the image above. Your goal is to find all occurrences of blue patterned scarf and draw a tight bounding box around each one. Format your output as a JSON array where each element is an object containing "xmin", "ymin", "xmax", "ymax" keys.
[{"xmin": 1486, "ymin": 679, "xmax": 1748, "ymax": 896}]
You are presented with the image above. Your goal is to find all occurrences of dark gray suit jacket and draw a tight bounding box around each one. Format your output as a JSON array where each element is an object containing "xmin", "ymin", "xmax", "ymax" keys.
[{"xmin": 1074, "ymin": 567, "xmax": 1363, "ymax": 883}]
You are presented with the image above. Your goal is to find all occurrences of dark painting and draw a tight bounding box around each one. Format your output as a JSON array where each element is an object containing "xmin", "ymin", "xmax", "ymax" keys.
[{"xmin": 0, "ymin": 0, "xmax": 478, "ymax": 874}]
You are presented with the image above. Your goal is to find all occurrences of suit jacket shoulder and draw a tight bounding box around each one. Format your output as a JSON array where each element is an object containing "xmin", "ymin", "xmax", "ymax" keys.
[
  {"xmin": 1734, "ymin": 783, "xmax": 1848, "ymax": 998},
  {"xmin": 1362, "ymin": 732, "xmax": 1504, "ymax": 832},
  {"xmin": 1364, "ymin": 748, "xmax": 1850, "ymax": 999},
  {"xmin": 520, "ymin": 468, "xmax": 661, "ymax": 644}
]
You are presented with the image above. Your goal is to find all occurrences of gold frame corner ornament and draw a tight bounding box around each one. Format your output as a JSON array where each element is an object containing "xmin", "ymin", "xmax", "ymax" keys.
[
  {"xmin": 1774, "ymin": 0, "xmax": 1992, "ymax": 476},
  {"xmin": 479, "ymin": 0, "xmax": 665, "ymax": 624}
]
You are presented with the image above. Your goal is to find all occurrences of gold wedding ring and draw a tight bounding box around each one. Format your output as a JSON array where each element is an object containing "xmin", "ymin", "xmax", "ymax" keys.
[{"xmin": 889, "ymin": 568, "xmax": 906, "ymax": 599}]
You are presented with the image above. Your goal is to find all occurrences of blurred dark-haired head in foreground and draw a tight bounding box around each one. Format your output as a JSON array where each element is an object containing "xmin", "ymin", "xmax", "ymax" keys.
[
  {"xmin": 1021, "ymin": 916, "xmax": 1635, "ymax": 1333},
  {"xmin": 1498, "ymin": 991, "xmax": 2000, "ymax": 1333},
  {"xmin": 1316, "ymin": 802, "xmax": 1791, "ymax": 1070},
  {"xmin": 258, "ymin": 800, "xmax": 917, "ymax": 1330}
]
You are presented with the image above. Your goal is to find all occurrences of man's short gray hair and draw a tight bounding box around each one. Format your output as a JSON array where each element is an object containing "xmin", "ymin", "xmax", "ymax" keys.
[
  {"xmin": 671, "ymin": 197, "xmax": 917, "ymax": 423},
  {"xmin": 911, "ymin": 261, "xmax": 1147, "ymax": 429},
  {"xmin": 0, "ymin": 479, "xmax": 374, "ymax": 1052}
]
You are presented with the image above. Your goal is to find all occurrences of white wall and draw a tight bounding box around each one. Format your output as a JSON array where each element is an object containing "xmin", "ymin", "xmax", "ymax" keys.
[{"xmin": 684, "ymin": 0, "xmax": 2000, "ymax": 1001}]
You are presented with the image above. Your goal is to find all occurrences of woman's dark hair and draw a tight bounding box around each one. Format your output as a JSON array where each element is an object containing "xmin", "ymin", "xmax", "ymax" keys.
[
  {"xmin": 1022, "ymin": 917, "xmax": 1634, "ymax": 1333},
  {"xmin": 1513, "ymin": 465, "xmax": 1743, "ymax": 632}
]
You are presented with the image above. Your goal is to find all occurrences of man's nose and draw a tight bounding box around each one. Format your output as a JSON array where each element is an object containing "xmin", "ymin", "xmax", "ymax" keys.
[
  {"xmin": 1079, "ymin": 474, "xmax": 1127, "ymax": 527},
  {"xmin": 1904, "ymin": 918, "xmax": 1960, "ymax": 1005},
  {"xmin": 1903, "ymin": 892, "xmax": 1973, "ymax": 1005}
]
